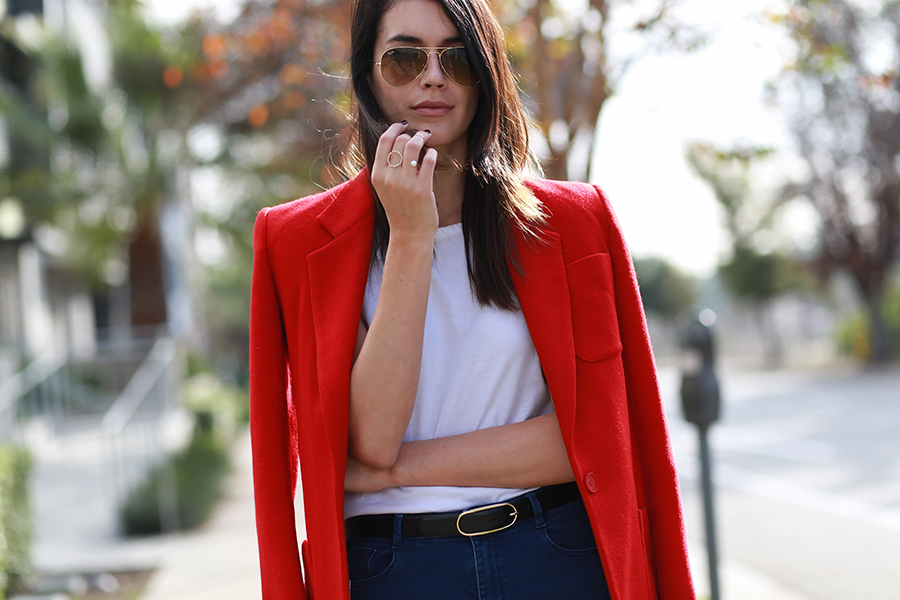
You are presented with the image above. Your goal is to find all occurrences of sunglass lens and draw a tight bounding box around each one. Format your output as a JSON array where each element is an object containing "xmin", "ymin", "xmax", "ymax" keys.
[
  {"xmin": 382, "ymin": 48, "xmax": 428, "ymax": 86},
  {"xmin": 441, "ymin": 47, "xmax": 474, "ymax": 86}
]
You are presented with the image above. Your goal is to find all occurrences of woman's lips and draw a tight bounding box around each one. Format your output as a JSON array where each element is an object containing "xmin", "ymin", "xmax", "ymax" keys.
[{"xmin": 412, "ymin": 102, "xmax": 452, "ymax": 117}]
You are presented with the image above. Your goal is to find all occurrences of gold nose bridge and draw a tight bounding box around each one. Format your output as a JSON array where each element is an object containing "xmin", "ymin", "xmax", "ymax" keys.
[{"xmin": 420, "ymin": 48, "xmax": 449, "ymax": 79}]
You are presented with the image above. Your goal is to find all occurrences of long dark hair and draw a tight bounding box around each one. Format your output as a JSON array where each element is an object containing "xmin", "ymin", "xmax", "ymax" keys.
[{"xmin": 344, "ymin": 0, "xmax": 544, "ymax": 310}]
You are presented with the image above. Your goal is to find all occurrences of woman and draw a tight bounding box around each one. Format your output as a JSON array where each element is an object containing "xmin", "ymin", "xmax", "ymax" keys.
[{"xmin": 249, "ymin": 0, "xmax": 695, "ymax": 598}]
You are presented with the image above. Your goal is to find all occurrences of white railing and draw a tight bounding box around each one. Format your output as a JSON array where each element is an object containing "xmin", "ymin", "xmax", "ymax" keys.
[
  {"xmin": 103, "ymin": 337, "xmax": 189, "ymax": 533},
  {"xmin": 0, "ymin": 350, "xmax": 67, "ymax": 442},
  {"xmin": 0, "ymin": 336, "xmax": 189, "ymax": 535}
]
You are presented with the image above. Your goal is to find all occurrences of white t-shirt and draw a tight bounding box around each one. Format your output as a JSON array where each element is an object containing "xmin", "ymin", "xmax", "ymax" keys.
[{"xmin": 344, "ymin": 222, "xmax": 552, "ymax": 518}]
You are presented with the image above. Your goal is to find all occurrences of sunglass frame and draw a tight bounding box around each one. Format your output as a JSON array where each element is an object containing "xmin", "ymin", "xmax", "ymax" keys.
[{"xmin": 375, "ymin": 46, "xmax": 476, "ymax": 88}]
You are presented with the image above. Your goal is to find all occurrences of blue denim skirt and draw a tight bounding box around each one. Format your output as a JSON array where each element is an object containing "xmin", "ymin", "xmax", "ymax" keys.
[{"xmin": 346, "ymin": 488, "xmax": 611, "ymax": 600}]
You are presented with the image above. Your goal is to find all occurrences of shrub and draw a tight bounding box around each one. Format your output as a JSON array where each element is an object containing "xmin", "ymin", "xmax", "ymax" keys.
[
  {"xmin": 836, "ymin": 285, "xmax": 900, "ymax": 360},
  {"xmin": 119, "ymin": 429, "xmax": 229, "ymax": 536},
  {"xmin": 180, "ymin": 374, "xmax": 249, "ymax": 442},
  {"xmin": 119, "ymin": 373, "xmax": 247, "ymax": 536},
  {"xmin": 0, "ymin": 446, "xmax": 32, "ymax": 598}
]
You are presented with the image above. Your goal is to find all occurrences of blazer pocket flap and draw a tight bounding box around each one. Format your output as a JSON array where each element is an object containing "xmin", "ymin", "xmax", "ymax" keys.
[{"xmin": 566, "ymin": 253, "xmax": 623, "ymax": 362}]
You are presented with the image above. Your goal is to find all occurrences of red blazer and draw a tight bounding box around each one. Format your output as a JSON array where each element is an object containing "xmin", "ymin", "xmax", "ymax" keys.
[{"xmin": 249, "ymin": 170, "xmax": 695, "ymax": 600}]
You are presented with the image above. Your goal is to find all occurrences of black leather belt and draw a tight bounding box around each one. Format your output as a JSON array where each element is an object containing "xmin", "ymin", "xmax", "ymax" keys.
[{"xmin": 345, "ymin": 481, "xmax": 581, "ymax": 539}]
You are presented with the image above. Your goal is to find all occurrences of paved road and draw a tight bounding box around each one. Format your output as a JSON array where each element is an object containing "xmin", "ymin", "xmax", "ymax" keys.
[
  {"xmin": 661, "ymin": 365, "xmax": 900, "ymax": 600},
  {"xmin": 24, "ymin": 364, "xmax": 900, "ymax": 599}
]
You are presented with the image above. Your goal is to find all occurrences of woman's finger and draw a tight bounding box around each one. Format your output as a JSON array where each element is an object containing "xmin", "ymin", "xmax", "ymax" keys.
[
  {"xmin": 417, "ymin": 147, "xmax": 439, "ymax": 181},
  {"xmin": 402, "ymin": 129, "xmax": 431, "ymax": 171},
  {"xmin": 373, "ymin": 121, "xmax": 409, "ymax": 171}
]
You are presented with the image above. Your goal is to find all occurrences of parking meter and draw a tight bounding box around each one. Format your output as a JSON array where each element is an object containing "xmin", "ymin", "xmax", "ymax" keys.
[
  {"xmin": 680, "ymin": 317, "xmax": 720, "ymax": 428},
  {"xmin": 679, "ymin": 313, "xmax": 722, "ymax": 600}
]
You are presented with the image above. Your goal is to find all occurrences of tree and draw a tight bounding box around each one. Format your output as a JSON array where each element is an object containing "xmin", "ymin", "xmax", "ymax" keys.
[
  {"xmin": 0, "ymin": 0, "xmax": 352, "ymax": 371},
  {"xmin": 163, "ymin": 0, "xmax": 352, "ymax": 375},
  {"xmin": 633, "ymin": 257, "xmax": 697, "ymax": 323},
  {"xmin": 1, "ymin": 3, "xmax": 174, "ymax": 334},
  {"xmin": 497, "ymin": 0, "xmax": 703, "ymax": 181},
  {"xmin": 687, "ymin": 143, "xmax": 809, "ymax": 367},
  {"xmin": 770, "ymin": 0, "xmax": 900, "ymax": 363}
]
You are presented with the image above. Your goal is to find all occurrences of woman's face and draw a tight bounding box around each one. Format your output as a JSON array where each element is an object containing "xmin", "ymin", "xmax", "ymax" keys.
[{"xmin": 371, "ymin": 0, "xmax": 479, "ymax": 161}]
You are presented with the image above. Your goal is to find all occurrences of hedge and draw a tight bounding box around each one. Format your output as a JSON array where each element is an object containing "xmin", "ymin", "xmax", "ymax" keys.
[{"xmin": 0, "ymin": 446, "xmax": 32, "ymax": 599}]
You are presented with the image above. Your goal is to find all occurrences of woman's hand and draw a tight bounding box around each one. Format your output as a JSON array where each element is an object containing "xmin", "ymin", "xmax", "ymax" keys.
[
  {"xmin": 345, "ymin": 454, "xmax": 393, "ymax": 493},
  {"xmin": 346, "ymin": 413, "xmax": 574, "ymax": 492},
  {"xmin": 369, "ymin": 122, "xmax": 439, "ymax": 240},
  {"xmin": 348, "ymin": 123, "xmax": 439, "ymax": 469}
]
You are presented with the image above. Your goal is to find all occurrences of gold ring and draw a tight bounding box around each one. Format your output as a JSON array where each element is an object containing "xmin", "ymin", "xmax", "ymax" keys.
[{"xmin": 388, "ymin": 150, "xmax": 403, "ymax": 168}]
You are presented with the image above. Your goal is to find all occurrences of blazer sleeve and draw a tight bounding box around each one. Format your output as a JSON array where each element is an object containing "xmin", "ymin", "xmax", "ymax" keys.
[
  {"xmin": 596, "ymin": 186, "xmax": 695, "ymax": 599},
  {"xmin": 249, "ymin": 208, "xmax": 307, "ymax": 599}
]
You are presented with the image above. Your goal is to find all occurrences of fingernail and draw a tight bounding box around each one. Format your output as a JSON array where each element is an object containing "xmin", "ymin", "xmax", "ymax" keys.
[
  {"xmin": 424, "ymin": 129, "xmax": 431, "ymax": 134},
  {"xmin": 401, "ymin": 120, "xmax": 408, "ymax": 125}
]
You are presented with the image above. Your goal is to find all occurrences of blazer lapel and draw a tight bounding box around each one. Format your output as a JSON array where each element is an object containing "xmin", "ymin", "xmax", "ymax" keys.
[
  {"xmin": 307, "ymin": 173, "xmax": 375, "ymax": 461},
  {"xmin": 511, "ymin": 230, "xmax": 577, "ymax": 441}
]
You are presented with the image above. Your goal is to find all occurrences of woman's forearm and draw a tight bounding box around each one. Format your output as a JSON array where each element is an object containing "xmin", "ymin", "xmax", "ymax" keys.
[
  {"xmin": 346, "ymin": 412, "xmax": 574, "ymax": 492},
  {"xmin": 348, "ymin": 233, "xmax": 434, "ymax": 469}
]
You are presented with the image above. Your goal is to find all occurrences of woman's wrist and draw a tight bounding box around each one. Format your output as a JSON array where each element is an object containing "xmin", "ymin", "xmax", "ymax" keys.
[
  {"xmin": 384, "ymin": 441, "xmax": 425, "ymax": 489},
  {"xmin": 386, "ymin": 227, "xmax": 438, "ymax": 248}
]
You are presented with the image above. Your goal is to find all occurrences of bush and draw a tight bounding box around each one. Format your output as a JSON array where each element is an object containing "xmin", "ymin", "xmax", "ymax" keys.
[
  {"xmin": 119, "ymin": 429, "xmax": 229, "ymax": 536},
  {"xmin": 119, "ymin": 373, "xmax": 247, "ymax": 536},
  {"xmin": 836, "ymin": 285, "xmax": 900, "ymax": 360},
  {"xmin": 0, "ymin": 446, "xmax": 32, "ymax": 598},
  {"xmin": 180, "ymin": 373, "xmax": 249, "ymax": 442}
]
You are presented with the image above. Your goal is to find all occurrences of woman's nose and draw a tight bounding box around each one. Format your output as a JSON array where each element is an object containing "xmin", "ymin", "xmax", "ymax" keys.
[{"xmin": 419, "ymin": 51, "xmax": 447, "ymax": 87}]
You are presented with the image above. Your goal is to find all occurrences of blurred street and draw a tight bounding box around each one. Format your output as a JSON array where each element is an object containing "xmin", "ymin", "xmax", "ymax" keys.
[
  {"xmin": 1, "ymin": 0, "xmax": 898, "ymax": 598},
  {"xmin": 664, "ymin": 365, "xmax": 900, "ymax": 600},
  {"xmin": 19, "ymin": 363, "xmax": 899, "ymax": 599},
  {"xmin": 78, "ymin": 363, "xmax": 892, "ymax": 599},
  {"xmin": 138, "ymin": 430, "xmax": 262, "ymax": 600}
]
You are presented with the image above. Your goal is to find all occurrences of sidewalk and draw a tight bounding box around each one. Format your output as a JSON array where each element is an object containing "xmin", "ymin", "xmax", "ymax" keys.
[
  {"xmin": 140, "ymin": 429, "xmax": 813, "ymax": 600},
  {"xmin": 139, "ymin": 430, "xmax": 261, "ymax": 600}
]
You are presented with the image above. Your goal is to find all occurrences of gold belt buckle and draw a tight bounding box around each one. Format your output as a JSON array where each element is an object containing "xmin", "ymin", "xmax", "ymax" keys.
[{"xmin": 455, "ymin": 502, "xmax": 518, "ymax": 537}]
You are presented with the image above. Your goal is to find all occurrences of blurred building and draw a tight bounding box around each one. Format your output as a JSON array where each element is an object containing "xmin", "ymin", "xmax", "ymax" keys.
[{"xmin": 0, "ymin": 0, "xmax": 192, "ymax": 575}]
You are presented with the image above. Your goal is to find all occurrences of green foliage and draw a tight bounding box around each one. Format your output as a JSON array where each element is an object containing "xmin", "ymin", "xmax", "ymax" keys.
[
  {"xmin": 719, "ymin": 244, "xmax": 808, "ymax": 304},
  {"xmin": 0, "ymin": 446, "xmax": 33, "ymax": 598},
  {"xmin": 181, "ymin": 373, "xmax": 249, "ymax": 442},
  {"xmin": 119, "ymin": 428, "xmax": 229, "ymax": 536},
  {"xmin": 633, "ymin": 257, "xmax": 697, "ymax": 320},
  {"xmin": 836, "ymin": 284, "xmax": 900, "ymax": 361},
  {"xmin": 686, "ymin": 142, "xmax": 809, "ymax": 305},
  {"xmin": 686, "ymin": 143, "xmax": 781, "ymax": 248},
  {"xmin": 769, "ymin": 1, "xmax": 900, "ymax": 362},
  {"xmin": 120, "ymin": 372, "xmax": 247, "ymax": 536}
]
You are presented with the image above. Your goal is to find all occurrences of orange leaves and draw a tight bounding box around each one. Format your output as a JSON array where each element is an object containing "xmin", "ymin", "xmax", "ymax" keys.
[
  {"xmin": 248, "ymin": 104, "xmax": 270, "ymax": 128},
  {"xmin": 268, "ymin": 8, "xmax": 295, "ymax": 47},
  {"xmin": 280, "ymin": 63, "xmax": 306, "ymax": 86},
  {"xmin": 202, "ymin": 33, "xmax": 227, "ymax": 61},
  {"xmin": 241, "ymin": 29, "xmax": 271, "ymax": 55},
  {"xmin": 163, "ymin": 66, "xmax": 184, "ymax": 88},
  {"xmin": 180, "ymin": 0, "xmax": 352, "ymax": 155},
  {"xmin": 194, "ymin": 33, "xmax": 232, "ymax": 82},
  {"xmin": 192, "ymin": 60, "xmax": 230, "ymax": 84},
  {"xmin": 857, "ymin": 70, "xmax": 898, "ymax": 91},
  {"xmin": 280, "ymin": 91, "xmax": 307, "ymax": 111}
]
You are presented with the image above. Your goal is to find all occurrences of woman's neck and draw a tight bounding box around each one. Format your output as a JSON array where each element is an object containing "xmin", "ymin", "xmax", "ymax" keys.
[
  {"xmin": 434, "ymin": 168, "xmax": 465, "ymax": 227},
  {"xmin": 432, "ymin": 141, "xmax": 467, "ymax": 227}
]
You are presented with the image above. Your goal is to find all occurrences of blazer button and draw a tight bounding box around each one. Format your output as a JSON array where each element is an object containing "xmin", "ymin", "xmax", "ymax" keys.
[{"xmin": 584, "ymin": 472, "xmax": 599, "ymax": 493}]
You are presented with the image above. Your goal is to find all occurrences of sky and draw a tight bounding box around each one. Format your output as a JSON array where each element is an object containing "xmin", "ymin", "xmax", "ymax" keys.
[
  {"xmin": 592, "ymin": 0, "xmax": 794, "ymax": 275},
  {"xmin": 146, "ymin": 0, "xmax": 796, "ymax": 276}
]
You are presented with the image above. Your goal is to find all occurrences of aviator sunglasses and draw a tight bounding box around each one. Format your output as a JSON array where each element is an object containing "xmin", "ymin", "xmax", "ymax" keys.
[{"xmin": 376, "ymin": 46, "xmax": 476, "ymax": 87}]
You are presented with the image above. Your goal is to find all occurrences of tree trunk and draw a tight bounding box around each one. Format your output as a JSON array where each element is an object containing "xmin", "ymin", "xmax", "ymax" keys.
[
  {"xmin": 129, "ymin": 210, "xmax": 168, "ymax": 332},
  {"xmin": 754, "ymin": 300, "xmax": 783, "ymax": 370},
  {"xmin": 863, "ymin": 290, "xmax": 891, "ymax": 365}
]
